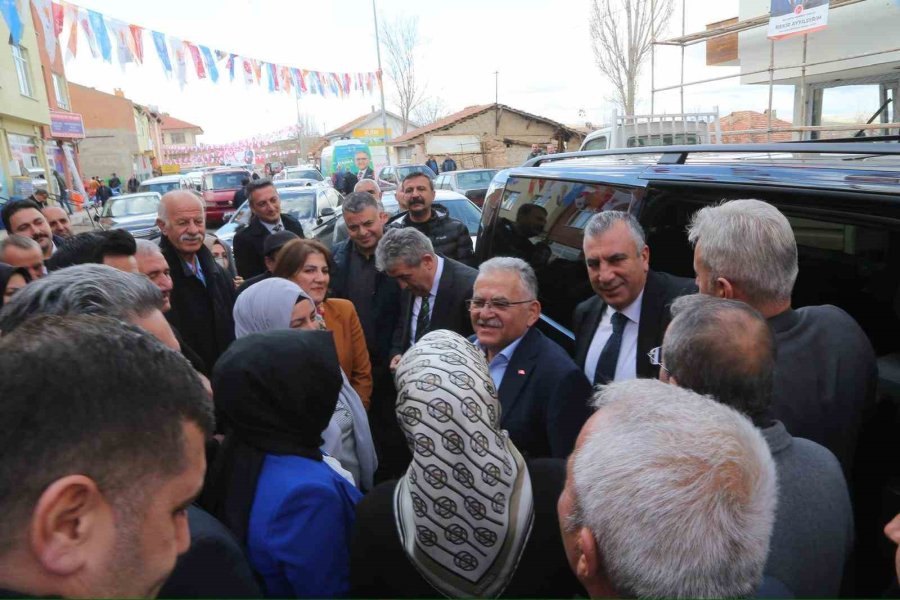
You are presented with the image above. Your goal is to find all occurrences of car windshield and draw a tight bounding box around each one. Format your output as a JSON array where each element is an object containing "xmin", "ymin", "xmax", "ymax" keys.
[
  {"xmin": 102, "ymin": 194, "xmax": 160, "ymax": 217},
  {"xmin": 455, "ymin": 171, "xmax": 498, "ymax": 188},
  {"xmin": 285, "ymin": 168, "xmax": 323, "ymax": 181},
  {"xmin": 274, "ymin": 179, "xmax": 316, "ymax": 189},
  {"xmin": 436, "ymin": 199, "xmax": 481, "ymax": 235},
  {"xmin": 280, "ymin": 190, "xmax": 316, "ymax": 220},
  {"xmin": 139, "ymin": 181, "xmax": 181, "ymax": 195},
  {"xmin": 398, "ymin": 165, "xmax": 436, "ymax": 180},
  {"xmin": 205, "ymin": 172, "xmax": 246, "ymax": 190}
]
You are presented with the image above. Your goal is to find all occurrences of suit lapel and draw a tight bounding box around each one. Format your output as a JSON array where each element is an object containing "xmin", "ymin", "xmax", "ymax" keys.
[
  {"xmin": 400, "ymin": 290, "xmax": 413, "ymax": 350},
  {"xmin": 636, "ymin": 271, "xmax": 663, "ymax": 378},
  {"xmin": 575, "ymin": 297, "xmax": 605, "ymax": 369},
  {"xmin": 498, "ymin": 328, "xmax": 540, "ymax": 418},
  {"xmin": 430, "ymin": 260, "xmax": 455, "ymax": 332}
]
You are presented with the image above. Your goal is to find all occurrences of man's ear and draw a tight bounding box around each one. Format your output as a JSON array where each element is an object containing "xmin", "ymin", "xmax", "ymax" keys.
[
  {"xmin": 578, "ymin": 527, "xmax": 617, "ymax": 597},
  {"xmin": 715, "ymin": 277, "xmax": 735, "ymax": 299},
  {"xmin": 30, "ymin": 475, "xmax": 109, "ymax": 577}
]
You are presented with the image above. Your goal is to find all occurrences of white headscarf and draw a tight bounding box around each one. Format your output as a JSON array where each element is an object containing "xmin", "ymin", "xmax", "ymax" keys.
[
  {"xmin": 393, "ymin": 329, "xmax": 534, "ymax": 598},
  {"xmin": 233, "ymin": 278, "xmax": 312, "ymax": 338}
]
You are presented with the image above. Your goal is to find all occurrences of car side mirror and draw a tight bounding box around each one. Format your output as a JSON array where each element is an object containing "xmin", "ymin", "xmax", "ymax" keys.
[{"xmin": 320, "ymin": 206, "xmax": 335, "ymax": 217}]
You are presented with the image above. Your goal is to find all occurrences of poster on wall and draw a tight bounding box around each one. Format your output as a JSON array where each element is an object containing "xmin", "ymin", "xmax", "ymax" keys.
[{"xmin": 768, "ymin": 0, "xmax": 830, "ymax": 40}]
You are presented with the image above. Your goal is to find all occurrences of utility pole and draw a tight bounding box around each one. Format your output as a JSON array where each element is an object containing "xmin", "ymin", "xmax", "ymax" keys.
[
  {"xmin": 372, "ymin": 0, "xmax": 391, "ymax": 165},
  {"xmin": 494, "ymin": 71, "xmax": 499, "ymax": 105}
]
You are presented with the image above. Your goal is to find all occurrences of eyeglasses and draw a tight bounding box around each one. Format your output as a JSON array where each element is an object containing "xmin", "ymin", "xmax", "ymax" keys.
[
  {"xmin": 465, "ymin": 298, "xmax": 535, "ymax": 311},
  {"xmin": 647, "ymin": 346, "xmax": 670, "ymax": 376}
]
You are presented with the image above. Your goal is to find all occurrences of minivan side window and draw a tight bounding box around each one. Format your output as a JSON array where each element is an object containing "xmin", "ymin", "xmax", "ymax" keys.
[
  {"xmin": 480, "ymin": 175, "xmax": 643, "ymax": 330},
  {"xmin": 582, "ymin": 136, "xmax": 608, "ymax": 151}
]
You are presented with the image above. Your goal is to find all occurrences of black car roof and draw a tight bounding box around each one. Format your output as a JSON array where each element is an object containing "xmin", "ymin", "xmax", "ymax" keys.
[{"xmin": 512, "ymin": 142, "xmax": 900, "ymax": 195}]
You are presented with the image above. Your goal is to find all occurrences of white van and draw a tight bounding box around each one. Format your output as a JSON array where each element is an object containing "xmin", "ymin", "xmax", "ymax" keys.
[{"xmin": 581, "ymin": 110, "xmax": 721, "ymax": 151}]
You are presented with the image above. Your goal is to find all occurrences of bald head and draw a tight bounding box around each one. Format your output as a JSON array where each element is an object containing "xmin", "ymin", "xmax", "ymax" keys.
[
  {"xmin": 354, "ymin": 178, "xmax": 382, "ymax": 201},
  {"xmin": 42, "ymin": 206, "xmax": 73, "ymax": 239},
  {"xmin": 662, "ymin": 294, "xmax": 775, "ymax": 423},
  {"xmin": 157, "ymin": 191, "xmax": 205, "ymax": 258}
]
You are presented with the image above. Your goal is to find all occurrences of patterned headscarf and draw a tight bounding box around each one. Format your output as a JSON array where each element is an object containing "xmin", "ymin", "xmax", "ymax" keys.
[{"xmin": 393, "ymin": 330, "xmax": 534, "ymax": 598}]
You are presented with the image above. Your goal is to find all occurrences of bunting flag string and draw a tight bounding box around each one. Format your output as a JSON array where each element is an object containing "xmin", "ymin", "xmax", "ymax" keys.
[{"xmin": 44, "ymin": 0, "xmax": 378, "ymax": 99}]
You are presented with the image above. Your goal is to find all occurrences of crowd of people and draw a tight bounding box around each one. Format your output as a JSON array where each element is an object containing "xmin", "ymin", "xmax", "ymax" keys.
[{"xmin": 0, "ymin": 169, "xmax": 896, "ymax": 599}]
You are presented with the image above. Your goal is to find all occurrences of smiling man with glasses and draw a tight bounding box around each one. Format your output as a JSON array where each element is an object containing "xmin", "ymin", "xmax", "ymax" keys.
[{"xmin": 470, "ymin": 257, "xmax": 592, "ymax": 459}]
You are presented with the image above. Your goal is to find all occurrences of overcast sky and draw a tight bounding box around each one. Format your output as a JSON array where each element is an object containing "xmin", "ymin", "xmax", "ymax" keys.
[{"xmin": 63, "ymin": 0, "xmax": 800, "ymax": 144}]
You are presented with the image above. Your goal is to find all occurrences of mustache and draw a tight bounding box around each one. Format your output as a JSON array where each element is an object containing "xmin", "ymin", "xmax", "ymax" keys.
[
  {"xmin": 476, "ymin": 318, "xmax": 502, "ymax": 328},
  {"xmin": 179, "ymin": 234, "xmax": 203, "ymax": 243}
]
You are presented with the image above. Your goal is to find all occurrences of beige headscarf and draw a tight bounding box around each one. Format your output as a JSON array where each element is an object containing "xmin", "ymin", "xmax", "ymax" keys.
[{"xmin": 393, "ymin": 330, "xmax": 534, "ymax": 598}]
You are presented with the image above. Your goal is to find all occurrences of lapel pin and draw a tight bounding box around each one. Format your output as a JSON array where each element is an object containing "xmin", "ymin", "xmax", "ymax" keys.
[{"xmin": 517, "ymin": 369, "xmax": 526, "ymax": 375}]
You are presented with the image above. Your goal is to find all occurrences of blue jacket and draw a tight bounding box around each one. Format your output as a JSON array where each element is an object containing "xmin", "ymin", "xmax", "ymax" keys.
[
  {"xmin": 248, "ymin": 454, "xmax": 362, "ymax": 598},
  {"xmin": 476, "ymin": 327, "xmax": 593, "ymax": 458}
]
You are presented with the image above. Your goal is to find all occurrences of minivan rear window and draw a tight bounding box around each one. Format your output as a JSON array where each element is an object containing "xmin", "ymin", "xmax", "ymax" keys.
[{"xmin": 205, "ymin": 172, "xmax": 246, "ymax": 190}]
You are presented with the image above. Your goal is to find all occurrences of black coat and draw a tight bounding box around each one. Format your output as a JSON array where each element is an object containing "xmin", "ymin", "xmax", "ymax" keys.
[
  {"xmin": 387, "ymin": 204, "xmax": 475, "ymax": 266},
  {"xmin": 160, "ymin": 236, "xmax": 236, "ymax": 372},
  {"xmin": 330, "ymin": 240, "xmax": 400, "ymax": 367},
  {"xmin": 391, "ymin": 256, "xmax": 477, "ymax": 357},
  {"xmin": 232, "ymin": 213, "xmax": 305, "ymax": 278},
  {"xmin": 349, "ymin": 458, "xmax": 585, "ymax": 598},
  {"xmin": 572, "ymin": 269, "xmax": 696, "ymax": 379},
  {"xmin": 158, "ymin": 506, "xmax": 261, "ymax": 598},
  {"xmin": 494, "ymin": 327, "xmax": 593, "ymax": 459}
]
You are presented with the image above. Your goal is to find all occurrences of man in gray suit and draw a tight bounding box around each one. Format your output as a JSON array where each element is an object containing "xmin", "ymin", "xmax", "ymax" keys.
[
  {"xmin": 661, "ymin": 293, "xmax": 853, "ymax": 598},
  {"xmin": 376, "ymin": 227, "xmax": 477, "ymax": 371}
]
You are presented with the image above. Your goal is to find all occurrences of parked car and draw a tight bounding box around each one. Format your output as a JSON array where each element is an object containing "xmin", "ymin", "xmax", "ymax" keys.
[
  {"xmin": 273, "ymin": 178, "xmax": 322, "ymax": 190},
  {"xmin": 138, "ymin": 174, "xmax": 193, "ymax": 196},
  {"xmin": 434, "ymin": 169, "xmax": 499, "ymax": 207},
  {"xmin": 97, "ymin": 192, "xmax": 162, "ymax": 239},
  {"xmin": 329, "ymin": 190, "xmax": 480, "ymax": 249},
  {"xmin": 276, "ymin": 167, "xmax": 325, "ymax": 182},
  {"xmin": 376, "ymin": 164, "xmax": 437, "ymax": 187},
  {"xmin": 184, "ymin": 170, "xmax": 204, "ymax": 191},
  {"xmin": 215, "ymin": 185, "xmax": 343, "ymax": 245},
  {"xmin": 201, "ymin": 168, "xmax": 251, "ymax": 226},
  {"xmin": 26, "ymin": 167, "xmax": 50, "ymax": 192}
]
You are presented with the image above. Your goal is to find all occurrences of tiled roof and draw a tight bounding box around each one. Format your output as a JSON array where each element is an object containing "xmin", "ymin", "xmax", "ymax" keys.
[
  {"xmin": 720, "ymin": 110, "xmax": 793, "ymax": 142},
  {"xmin": 324, "ymin": 109, "xmax": 405, "ymax": 138},
  {"xmin": 160, "ymin": 114, "xmax": 204, "ymax": 132},
  {"xmin": 390, "ymin": 103, "xmax": 582, "ymax": 145}
]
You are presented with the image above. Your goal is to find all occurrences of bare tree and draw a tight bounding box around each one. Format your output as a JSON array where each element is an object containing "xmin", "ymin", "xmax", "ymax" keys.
[
  {"xmin": 589, "ymin": 0, "xmax": 674, "ymax": 115},
  {"xmin": 412, "ymin": 97, "xmax": 450, "ymax": 126},
  {"xmin": 381, "ymin": 15, "xmax": 427, "ymax": 134}
]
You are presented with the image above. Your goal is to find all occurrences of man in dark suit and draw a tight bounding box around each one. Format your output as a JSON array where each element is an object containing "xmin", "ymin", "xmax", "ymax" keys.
[
  {"xmin": 157, "ymin": 190, "xmax": 236, "ymax": 371},
  {"xmin": 232, "ymin": 178, "xmax": 305, "ymax": 278},
  {"xmin": 375, "ymin": 227, "xmax": 477, "ymax": 371},
  {"xmin": 472, "ymin": 257, "xmax": 592, "ymax": 458},
  {"xmin": 1, "ymin": 199, "xmax": 65, "ymax": 260},
  {"xmin": 235, "ymin": 230, "xmax": 299, "ymax": 296},
  {"xmin": 573, "ymin": 211, "xmax": 695, "ymax": 384},
  {"xmin": 354, "ymin": 151, "xmax": 375, "ymax": 180}
]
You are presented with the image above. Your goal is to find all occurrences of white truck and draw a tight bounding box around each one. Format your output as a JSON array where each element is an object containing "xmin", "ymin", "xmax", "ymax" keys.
[{"xmin": 580, "ymin": 110, "xmax": 721, "ymax": 151}]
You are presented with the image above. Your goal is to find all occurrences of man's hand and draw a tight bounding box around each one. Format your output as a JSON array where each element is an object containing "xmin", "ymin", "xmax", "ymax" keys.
[
  {"xmin": 884, "ymin": 513, "xmax": 900, "ymax": 586},
  {"xmin": 233, "ymin": 276, "xmax": 244, "ymax": 289},
  {"xmin": 389, "ymin": 354, "xmax": 402, "ymax": 373}
]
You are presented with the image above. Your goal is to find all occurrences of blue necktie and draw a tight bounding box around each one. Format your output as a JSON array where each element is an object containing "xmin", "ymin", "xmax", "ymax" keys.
[{"xmin": 594, "ymin": 312, "xmax": 628, "ymax": 385}]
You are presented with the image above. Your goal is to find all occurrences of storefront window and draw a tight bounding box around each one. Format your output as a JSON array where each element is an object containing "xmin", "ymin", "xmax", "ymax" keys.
[{"xmin": 7, "ymin": 134, "xmax": 40, "ymax": 176}]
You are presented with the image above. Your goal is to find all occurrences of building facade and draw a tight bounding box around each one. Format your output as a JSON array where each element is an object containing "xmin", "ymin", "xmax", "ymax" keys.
[
  {"xmin": 389, "ymin": 103, "xmax": 584, "ymax": 169},
  {"xmin": 69, "ymin": 85, "xmax": 146, "ymax": 182},
  {"xmin": 0, "ymin": 9, "xmax": 52, "ymax": 200}
]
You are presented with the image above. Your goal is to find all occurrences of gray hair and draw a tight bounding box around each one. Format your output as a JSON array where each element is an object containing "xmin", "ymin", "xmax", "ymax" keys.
[
  {"xmin": 572, "ymin": 379, "xmax": 777, "ymax": 599},
  {"xmin": 687, "ymin": 199, "xmax": 798, "ymax": 304},
  {"xmin": 477, "ymin": 257, "xmax": 538, "ymax": 299},
  {"xmin": 663, "ymin": 294, "xmax": 775, "ymax": 422},
  {"xmin": 342, "ymin": 191, "xmax": 383, "ymax": 214},
  {"xmin": 134, "ymin": 239, "xmax": 163, "ymax": 258},
  {"xmin": 0, "ymin": 264, "xmax": 164, "ymax": 334},
  {"xmin": 375, "ymin": 227, "xmax": 434, "ymax": 271},
  {"xmin": 157, "ymin": 190, "xmax": 204, "ymax": 225},
  {"xmin": 0, "ymin": 234, "xmax": 42, "ymax": 256},
  {"xmin": 583, "ymin": 211, "xmax": 646, "ymax": 253}
]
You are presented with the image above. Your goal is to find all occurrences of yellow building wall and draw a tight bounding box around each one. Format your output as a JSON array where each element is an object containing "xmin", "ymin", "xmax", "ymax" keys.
[{"xmin": 0, "ymin": 4, "xmax": 51, "ymax": 199}]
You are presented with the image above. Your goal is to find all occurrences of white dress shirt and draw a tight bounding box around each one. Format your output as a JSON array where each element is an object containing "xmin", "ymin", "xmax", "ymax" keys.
[
  {"xmin": 262, "ymin": 218, "xmax": 285, "ymax": 233},
  {"xmin": 409, "ymin": 255, "xmax": 444, "ymax": 345},
  {"xmin": 584, "ymin": 290, "xmax": 644, "ymax": 383},
  {"xmin": 474, "ymin": 333, "xmax": 527, "ymax": 389}
]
